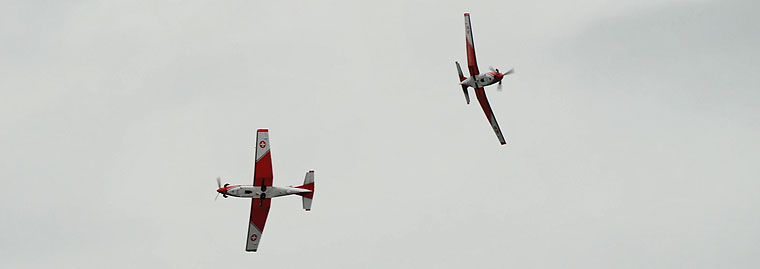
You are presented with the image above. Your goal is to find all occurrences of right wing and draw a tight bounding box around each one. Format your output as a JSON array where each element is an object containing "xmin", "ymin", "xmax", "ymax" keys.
[
  {"xmin": 474, "ymin": 88, "xmax": 507, "ymax": 145},
  {"xmin": 464, "ymin": 13, "xmax": 480, "ymax": 76}
]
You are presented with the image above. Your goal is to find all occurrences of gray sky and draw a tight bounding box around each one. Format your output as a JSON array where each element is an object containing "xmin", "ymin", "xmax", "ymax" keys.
[{"xmin": 2, "ymin": 0, "xmax": 759, "ymax": 268}]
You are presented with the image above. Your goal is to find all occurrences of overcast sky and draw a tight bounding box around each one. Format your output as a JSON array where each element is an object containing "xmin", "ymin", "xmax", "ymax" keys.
[{"xmin": 1, "ymin": 0, "xmax": 759, "ymax": 268}]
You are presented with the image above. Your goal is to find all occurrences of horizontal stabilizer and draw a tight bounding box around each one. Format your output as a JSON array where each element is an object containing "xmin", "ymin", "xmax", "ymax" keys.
[
  {"xmin": 455, "ymin": 61, "xmax": 467, "ymax": 82},
  {"xmin": 456, "ymin": 62, "xmax": 470, "ymax": 104},
  {"xmin": 297, "ymin": 170, "xmax": 315, "ymax": 211},
  {"xmin": 462, "ymin": 85, "xmax": 470, "ymax": 104}
]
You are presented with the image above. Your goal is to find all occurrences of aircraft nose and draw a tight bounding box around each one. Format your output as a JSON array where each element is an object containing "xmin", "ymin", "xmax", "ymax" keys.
[{"xmin": 217, "ymin": 187, "xmax": 226, "ymax": 194}]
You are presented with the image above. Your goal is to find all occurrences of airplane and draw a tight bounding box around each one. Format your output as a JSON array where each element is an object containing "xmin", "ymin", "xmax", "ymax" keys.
[
  {"xmin": 455, "ymin": 13, "xmax": 514, "ymax": 145},
  {"xmin": 215, "ymin": 128, "xmax": 315, "ymax": 252}
]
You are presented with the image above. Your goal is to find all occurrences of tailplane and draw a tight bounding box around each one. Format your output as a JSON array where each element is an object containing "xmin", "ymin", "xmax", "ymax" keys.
[
  {"xmin": 296, "ymin": 170, "xmax": 315, "ymax": 211},
  {"xmin": 456, "ymin": 61, "xmax": 470, "ymax": 104},
  {"xmin": 456, "ymin": 61, "xmax": 467, "ymax": 82}
]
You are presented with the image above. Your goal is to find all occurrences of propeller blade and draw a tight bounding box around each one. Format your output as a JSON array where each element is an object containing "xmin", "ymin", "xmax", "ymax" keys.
[
  {"xmin": 215, "ymin": 192, "xmax": 220, "ymax": 201},
  {"xmin": 216, "ymin": 177, "xmax": 221, "ymax": 188},
  {"xmin": 498, "ymin": 81, "xmax": 503, "ymax": 91},
  {"xmin": 504, "ymin": 68, "xmax": 514, "ymax": 75},
  {"xmin": 489, "ymin": 66, "xmax": 496, "ymax": 72}
]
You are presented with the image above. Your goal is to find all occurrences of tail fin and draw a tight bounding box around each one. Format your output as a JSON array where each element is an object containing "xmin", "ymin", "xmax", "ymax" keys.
[
  {"xmin": 456, "ymin": 62, "xmax": 470, "ymax": 104},
  {"xmin": 296, "ymin": 170, "xmax": 314, "ymax": 211}
]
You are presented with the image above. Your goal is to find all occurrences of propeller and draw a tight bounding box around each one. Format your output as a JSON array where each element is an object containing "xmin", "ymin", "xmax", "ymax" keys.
[
  {"xmin": 492, "ymin": 67, "xmax": 514, "ymax": 91},
  {"xmin": 215, "ymin": 177, "xmax": 228, "ymax": 200},
  {"xmin": 489, "ymin": 66, "xmax": 514, "ymax": 75}
]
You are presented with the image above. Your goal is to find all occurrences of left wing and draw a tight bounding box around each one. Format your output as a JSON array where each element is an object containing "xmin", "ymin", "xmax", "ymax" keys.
[
  {"xmin": 464, "ymin": 13, "xmax": 480, "ymax": 76},
  {"xmin": 474, "ymin": 88, "xmax": 507, "ymax": 145},
  {"xmin": 253, "ymin": 129, "xmax": 273, "ymax": 187},
  {"xmin": 246, "ymin": 198, "xmax": 271, "ymax": 252}
]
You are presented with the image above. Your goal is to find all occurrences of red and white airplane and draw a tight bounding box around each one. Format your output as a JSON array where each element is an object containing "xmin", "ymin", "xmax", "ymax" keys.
[
  {"xmin": 215, "ymin": 129, "xmax": 315, "ymax": 252},
  {"xmin": 456, "ymin": 13, "xmax": 514, "ymax": 145}
]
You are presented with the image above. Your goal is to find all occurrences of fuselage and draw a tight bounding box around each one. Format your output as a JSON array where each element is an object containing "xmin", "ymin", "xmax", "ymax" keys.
[
  {"xmin": 218, "ymin": 185, "xmax": 311, "ymax": 198},
  {"xmin": 460, "ymin": 72, "xmax": 504, "ymax": 88}
]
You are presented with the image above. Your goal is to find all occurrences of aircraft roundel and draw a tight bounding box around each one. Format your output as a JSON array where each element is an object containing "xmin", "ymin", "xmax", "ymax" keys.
[
  {"xmin": 259, "ymin": 140, "xmax": 266, "ymax": 148},
  {"xmin": 250, "ymin": 234, "xmax": 258, "ymax": 241}
]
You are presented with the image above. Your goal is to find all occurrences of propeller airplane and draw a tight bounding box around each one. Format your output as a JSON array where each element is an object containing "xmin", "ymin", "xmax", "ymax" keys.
[
  {"xmin": 216, "ymin": 129, "xmax": 315, "ymax": 252},
  {"xmin": 455, "ymin": 13, "xmax": 514, "ymax": 145}
]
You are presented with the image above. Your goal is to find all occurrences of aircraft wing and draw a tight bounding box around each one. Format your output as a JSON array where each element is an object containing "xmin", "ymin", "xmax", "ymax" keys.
[
  {"xmin": 474, "ymin": 88, "xmax": 507, "ymax": 145},
  {"xmin": 247, "ymin": 128, "xmax": 274, "ymax": 252},
  {"xmin": 464, "ymin": 13, "xmax": 479, "ymax": 76},
  {"xmin": 253, "ymin": 129, "xmax": 273, "ymax": 187},
  {"xmin": 246, "ymin": 198, "xmax": 271, "ymax": 252}
]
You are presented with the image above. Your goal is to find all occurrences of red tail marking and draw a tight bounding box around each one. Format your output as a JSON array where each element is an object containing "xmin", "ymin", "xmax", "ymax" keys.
[{"xmin": 295, "ymin": 182, "xmax": 315, "ymax": 199}]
